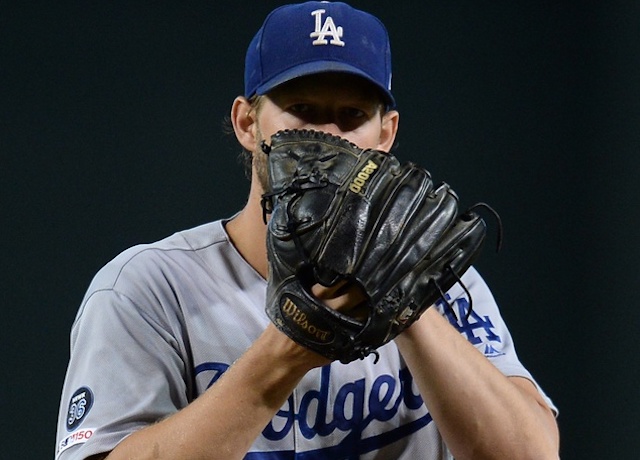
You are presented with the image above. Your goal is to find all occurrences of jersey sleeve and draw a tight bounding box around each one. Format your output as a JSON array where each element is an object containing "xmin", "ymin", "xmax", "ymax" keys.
[
  {"xmin": 438, "ymin": 266, "xmax": 558, "ymax": 415},
  {"xmin": 55, "ymin": 275, "xmax": 191, "ymax": 459}
]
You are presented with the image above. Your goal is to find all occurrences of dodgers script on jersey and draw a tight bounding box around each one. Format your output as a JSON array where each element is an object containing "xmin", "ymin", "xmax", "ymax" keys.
[{"xmin": 55, "ymin": 220, "xmax": 556, "ymax": 459}]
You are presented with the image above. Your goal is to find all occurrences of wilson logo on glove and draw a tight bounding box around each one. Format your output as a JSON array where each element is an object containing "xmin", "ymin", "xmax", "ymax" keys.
[
  {"xmin": 281, "ymin": 296, "xmax": 334, "ymax": 343},
  {"xmin": 348, "ymin": 159, "xmax": 379, "ymax": 194}
]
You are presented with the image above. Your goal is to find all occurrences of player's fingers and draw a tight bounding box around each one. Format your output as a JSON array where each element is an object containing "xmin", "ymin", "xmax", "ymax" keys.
[{"xmin": 310, "ymin": 281, "xmax": 367, "ymax": 313}]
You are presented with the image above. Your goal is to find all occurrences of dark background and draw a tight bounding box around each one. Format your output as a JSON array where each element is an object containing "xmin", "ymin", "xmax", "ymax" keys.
[{"xmin": 2, "ymin": 1, "xmax": 638, "ymax": 458}]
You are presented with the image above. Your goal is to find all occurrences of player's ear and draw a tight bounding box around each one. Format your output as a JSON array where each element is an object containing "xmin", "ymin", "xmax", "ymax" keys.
[
  {"xmin": 231, "ymin": 96, "xmax": 258, "ymax": 152},
  {"xmin": 378, "ymin": 109, "xmax": 399, "ymax": 153}
]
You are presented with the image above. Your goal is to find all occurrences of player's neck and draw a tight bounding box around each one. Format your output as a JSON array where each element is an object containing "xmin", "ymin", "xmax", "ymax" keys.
[{"xmin": 224, "ymin": 190, "xmax": 269, "ymax": 279}]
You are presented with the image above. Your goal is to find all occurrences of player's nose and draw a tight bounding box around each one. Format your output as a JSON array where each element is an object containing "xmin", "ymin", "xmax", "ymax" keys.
[
  {"xmin": 311, "ymin": 113, "xmax": 362, "ymax": 139},
  {"xmin": 309, "ymin": 122, "xmax": 342, "ymax": 137}
]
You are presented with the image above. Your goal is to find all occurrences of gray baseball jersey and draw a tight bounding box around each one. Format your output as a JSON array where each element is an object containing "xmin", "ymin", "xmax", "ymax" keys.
[{"xmin": 55, "ymin": 219, "xmax": 556, "ymax": 459}]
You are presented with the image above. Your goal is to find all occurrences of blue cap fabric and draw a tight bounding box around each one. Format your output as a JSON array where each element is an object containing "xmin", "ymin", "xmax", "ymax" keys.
[{"xmin": 244, "ymin": 1, "xmax": 395, "ymax": 108}]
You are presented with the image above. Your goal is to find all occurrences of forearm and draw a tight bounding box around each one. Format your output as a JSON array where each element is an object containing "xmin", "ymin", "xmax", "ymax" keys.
[
  {"xmin": 395, "ymin": 308, "xmax": 559, "ymax": 460},
  {"xmin": 106, "ymin": 325, "xmax": 327, "ymax": 460}
]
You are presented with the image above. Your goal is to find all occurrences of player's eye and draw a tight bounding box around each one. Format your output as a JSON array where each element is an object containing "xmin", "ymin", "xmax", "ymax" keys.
[
  {"xmin": 288, "ymin": 103, "xmax": 312, "ymax": 114},
  {"xmin": 342, "ymin": 107, "xmax": 366, "ymax": 119}
]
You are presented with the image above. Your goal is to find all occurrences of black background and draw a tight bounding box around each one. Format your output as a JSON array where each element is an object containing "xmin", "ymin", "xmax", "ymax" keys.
[{"xmin": 2, "ymin": 1, "xmax": 639, "ymax": 458}]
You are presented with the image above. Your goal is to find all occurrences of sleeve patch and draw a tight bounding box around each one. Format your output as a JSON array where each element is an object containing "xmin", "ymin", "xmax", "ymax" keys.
[
  {"xmin": 66, "ymin": 386, "xmax": 94, "ymax": 431},
  {"xmin": 57, "ymin": 428, "xmax": 95, "ymax": 458}
]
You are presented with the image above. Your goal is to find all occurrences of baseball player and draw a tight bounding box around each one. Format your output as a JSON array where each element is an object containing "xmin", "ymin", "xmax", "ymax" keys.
[{"xmin": 55, "ymin": 2, "xmax": 559, "ymax": 459}]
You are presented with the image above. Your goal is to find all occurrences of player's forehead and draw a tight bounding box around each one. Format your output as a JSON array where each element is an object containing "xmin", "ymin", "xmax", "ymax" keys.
[{"xmin": 268, "ymin": 72, "xmax": 386, "ymax": 106}]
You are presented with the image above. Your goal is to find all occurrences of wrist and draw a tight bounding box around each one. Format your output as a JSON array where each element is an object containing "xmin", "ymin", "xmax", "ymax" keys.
[
  {"xmin": 259, "ymin": 324, "xmax": 331, "ymax": 374},
  {"xmin": 396, "ymin": 307, "xmax": 440, "ymax": 341}
]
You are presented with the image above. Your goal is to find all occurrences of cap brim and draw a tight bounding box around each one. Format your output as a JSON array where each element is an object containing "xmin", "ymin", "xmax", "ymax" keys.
[{"xmin": 254, "ymin": 61, "xmax": 396, "ymax": 109}]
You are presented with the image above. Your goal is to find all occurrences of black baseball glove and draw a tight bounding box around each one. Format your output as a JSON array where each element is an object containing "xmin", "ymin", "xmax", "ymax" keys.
[{"xmin": 261, "ymin": 129, "xmax": 488, "ymax": 364}]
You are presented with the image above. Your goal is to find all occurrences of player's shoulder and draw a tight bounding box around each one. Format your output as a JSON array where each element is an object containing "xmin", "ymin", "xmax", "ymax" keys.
[{"xmin": 86, "ymin": 219, "xmax": 229, "ymax": 293}]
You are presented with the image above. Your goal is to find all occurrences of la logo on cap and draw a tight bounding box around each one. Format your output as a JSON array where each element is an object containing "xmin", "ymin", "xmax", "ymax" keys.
[{"xmin": 310, "ymin": 9, "xmax": 345, "ymax": 46}]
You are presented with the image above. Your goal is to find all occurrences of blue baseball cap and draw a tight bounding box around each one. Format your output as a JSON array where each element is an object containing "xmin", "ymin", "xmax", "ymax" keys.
[{"xmin": 244, "ymin": 1, "xmax": 395, "ymax": 108}]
